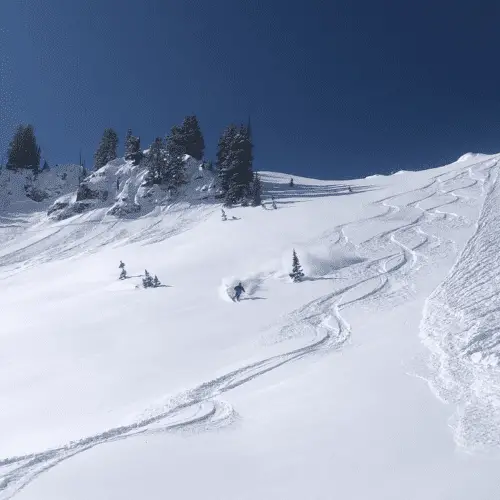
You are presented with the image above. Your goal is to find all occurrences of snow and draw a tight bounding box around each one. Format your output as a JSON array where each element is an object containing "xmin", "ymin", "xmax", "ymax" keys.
[{"xmin": 1, "ymin": 153, "xmax": 500, "ymax": 499}]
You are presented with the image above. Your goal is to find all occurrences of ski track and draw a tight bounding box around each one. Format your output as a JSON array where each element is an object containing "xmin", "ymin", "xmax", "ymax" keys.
[{"xmin": 0, "ymin": 159, "xmax": 498, "ymax": 498}]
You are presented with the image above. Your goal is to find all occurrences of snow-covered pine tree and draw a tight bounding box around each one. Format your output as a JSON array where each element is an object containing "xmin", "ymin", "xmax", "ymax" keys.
[
  {"xmin": 289, "ymin": 249, "xmax": 305, "ymax": 282},
  {"xmin": 216, "ymin": 124, "xmax": 238, "ymax": 195},
  {"xmin": 221, "ymin": 208, "xmax": 227, "ymax": 221},
  {"xmin": 233, "ymin": 124, "xmax": 254, "ymax": 201},
  {"xmin": 125, "ymin": 129, "xmax": 133, "ymax": 155},
  {"xmin": 143, "ymin": 269, "xmax": 154, "ymax": 288},
  {"xmin": 165, "ymin": 133, "xmax": 187, "ymax": 190},
  {"xmin": 217, "ymin": 124, "xmax": 254, "ymax": 206},
  {"xmin": 144, "ymin": 137, "xmax": 168, "ymax": 185},
  {"xmin": 93, "ymin": 128, "xmax": 119, "ymax": 170},
  {"xmin": 153, "ymin": 275, "xmax": 161, "ymax": 287},
  {"xmin": 125, "ymin": 129, "xmax": 142, "ymax": 164},
  {"xmin": 6, "ymin": 124, "xmax": 41, "ymax": 172},
  {"xmin": 251, "ymin": 172, "xmax": 262, "ymax": 206},
  {"xmin": 178, "ymin": 115, "xmax": 205, "ymax": 160}
]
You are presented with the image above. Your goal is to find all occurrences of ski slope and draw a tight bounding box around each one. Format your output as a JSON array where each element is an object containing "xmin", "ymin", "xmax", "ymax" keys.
[{"xmin": 1, "ymin": 154, "xmax": 500, "ymax": 499}]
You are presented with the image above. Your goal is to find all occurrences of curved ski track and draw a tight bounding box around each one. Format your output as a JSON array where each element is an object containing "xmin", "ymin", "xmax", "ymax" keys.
[{"xmin": 0, "ymin": 159, "xmax": 497, "ymax": 498}]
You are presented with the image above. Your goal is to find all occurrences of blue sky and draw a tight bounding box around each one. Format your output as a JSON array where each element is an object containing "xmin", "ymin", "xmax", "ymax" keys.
[{"xmin": 1, "ymin": 0, "xmax": 500, "ymax": 179}]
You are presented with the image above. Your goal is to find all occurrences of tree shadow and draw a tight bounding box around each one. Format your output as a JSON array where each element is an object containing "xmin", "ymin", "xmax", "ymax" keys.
[
  {"xmin": 261, "ymin": 181, "xmax": 379, "ymax": 203},
  {"xmin": 302, "ymin": 276, "xmax": 347, "ymax": 282}
]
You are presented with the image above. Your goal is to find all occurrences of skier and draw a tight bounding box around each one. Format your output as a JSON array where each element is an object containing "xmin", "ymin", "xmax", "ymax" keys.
[{"xmin": 233, "ymin": 282, "xmax": 245, "ymax": 302}]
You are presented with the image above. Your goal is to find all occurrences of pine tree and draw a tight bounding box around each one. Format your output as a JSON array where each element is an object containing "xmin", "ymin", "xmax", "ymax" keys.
[
  {"xmin": 221, "ymin": 208, "xmax": 227, "ymax": 221},
  {"xmin": 144, "ymin": 137, "xmax": 168, "ymax": 185},
  {"xmin": 289, "ymin": 177, "xmax": 294, "ymax": 187},
  {"xmin": 216, "ymin": 124, "xmax": 254, "ymax": 205},
  {"xmin": 165, "ymin": 133, "xmax": 187, "ymax": 190},
  {"xmin": 251, "ymin": 172, "xmax": 262, "ymax": 206},
  {"xmin": 216, "ymin": 124, "xmax": 238, "ymax": 194},
  {"xmin": 118, "ymin": 261, "xmax": 127, "ymax": 279},
  {"xmin": 125, "ymin": 129, "xmax": 141, "ymax": 164},
  {"xmin": 94, "ymin": 128, "xmax": 119, "ymax": 170},
  {"xmin": 153, "ymin": 275, "xmax": 161, "ymax": 287},
  {"xmin": 178, "ymin": 115, "xmax": 205, "ymax": 160},
  {"xmin": 271, "ymin": 196, "xmax": 277, "ymax": 209},
  {"xmin": 6, "ymin": 124, "xmax": 41, "ymax": 171},
  {"xmin": 143, "ymin": 269, "xmax": 154, "ymax": 288},
  {"xmin": 125, "ymin": 129, "xmax": 132, "ymax": 155},
  {"xmin": 289, "ymin": 249, "xmax": 305, "ymax": 282},
  {"xmin": 41, "ymin": 160, "xmax": 50, "ymax": 171}
]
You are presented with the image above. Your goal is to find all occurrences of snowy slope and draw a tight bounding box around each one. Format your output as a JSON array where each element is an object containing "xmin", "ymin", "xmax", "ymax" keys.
[
  {"xmin": 1, "ymin": 154, "xmax": 500, "ymax": 499},
  {"xmin": 47, "ymin": 155, "xmax": 216, "ymax": 220},
  {"xmin": 0, "ymin": 164, "xmax": 82, "ymax": 213}
]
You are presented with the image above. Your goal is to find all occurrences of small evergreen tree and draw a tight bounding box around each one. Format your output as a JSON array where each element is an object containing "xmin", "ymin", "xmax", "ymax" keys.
[
  {"xmin": 94, "ymin": 128, "xmax": 119, "ymax": 170},
  {"xmin": 289, "ymin": 249, "xmax": 305, "ymax": 282},
  {"xmin": 271, "ymin": 196, "xmax": 277, "ymax": 209},
  {"xmin": 6, "ymin": 124, "xmax": 41, "ymax": 171},
  {"xmin": 251, "ymin": 173, "xmax": 262, "ymax": 206},
  {"xmin": 221, "ymin": 208, "xmax": 227, "ymax": 221},
  {"xmin": 41, "ymin": 160, "xmax": 50, "ymax": 171},
  {"xmin": 153, "ymin": 275, "xmax": 161, "ymax": 287},
  {"xmin": 118, "ymin": 261, "xmax": 127, "ymax": 279},
  {"xmin": 143, "ymin": 269, "xmax": 154, "ymax": 288},
  {"xmin": 289, "ymin": 177, "xmax": 294, "ymax": 187}
]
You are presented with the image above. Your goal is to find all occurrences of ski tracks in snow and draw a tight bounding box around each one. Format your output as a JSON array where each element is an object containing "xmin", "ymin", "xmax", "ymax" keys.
[
  {"xmin": 419, "ymin": 159, "xmax": 500, "ymax": 453},
  {"xmin": 1, "ymin": 159, "xmax": 498, "ymax": 498}
]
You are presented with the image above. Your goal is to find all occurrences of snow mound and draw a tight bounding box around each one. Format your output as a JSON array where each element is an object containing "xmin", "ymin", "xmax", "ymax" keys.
[{"xmin": 456, "ymin": 152, "xmax": 490, "ymax": 163}]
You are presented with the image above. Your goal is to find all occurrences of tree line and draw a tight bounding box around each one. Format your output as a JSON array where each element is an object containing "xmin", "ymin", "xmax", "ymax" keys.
[{"xmin": 4, "ymin": 115, "xmax": 259, "ymax": 206}]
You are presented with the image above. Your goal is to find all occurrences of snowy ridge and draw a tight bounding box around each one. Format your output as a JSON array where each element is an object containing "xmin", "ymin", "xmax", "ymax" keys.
[{"xmin": 420, "ymin": 158, "xmax": 500, "ymax": 452}]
